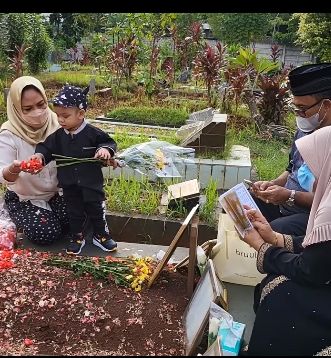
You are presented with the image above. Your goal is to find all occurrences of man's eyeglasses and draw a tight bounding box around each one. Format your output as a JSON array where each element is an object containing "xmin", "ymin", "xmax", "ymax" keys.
[{"xmin": 289, "ymin": 99, "xmax": 324, "ymax": 117}]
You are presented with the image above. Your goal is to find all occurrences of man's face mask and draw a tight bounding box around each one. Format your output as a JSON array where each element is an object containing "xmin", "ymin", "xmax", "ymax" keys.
[
  {"xmin": 297, "ymin": 162, "xmax": 315, "ymax": 192},
  {"xmin": 296, "ymin": 100, "xmax": 326, "ymax": 133}
]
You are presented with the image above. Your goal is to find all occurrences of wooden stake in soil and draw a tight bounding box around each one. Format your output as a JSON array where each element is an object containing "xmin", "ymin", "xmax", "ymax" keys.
[
  {"xmin": 187, "ymin": 214, "xmax": 199, "ymax": 297},
  {"xmin": 148, "ymin": 203, "xmax": 199, "ymax": 288}
]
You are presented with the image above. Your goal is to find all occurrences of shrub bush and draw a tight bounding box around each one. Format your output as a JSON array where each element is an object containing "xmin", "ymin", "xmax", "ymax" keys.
[{"xmin": 107, "ymin": 106, "xmax": 189, "ymax": 127}]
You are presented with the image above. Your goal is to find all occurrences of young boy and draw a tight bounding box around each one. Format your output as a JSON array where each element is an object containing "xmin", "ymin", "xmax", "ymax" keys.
[{"xmin": 26, "ymin": 84, "xmax": 118, "ymax": 255}]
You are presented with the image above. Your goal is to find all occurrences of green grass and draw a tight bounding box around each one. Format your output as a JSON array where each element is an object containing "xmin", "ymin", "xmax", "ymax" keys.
[
  {"xmin": 107, "ymin": 106, "xmax": 189, "ymax": 127},
  {"xmin": 36, "ymin": 71, "xmax": 107, "ymax": 88},
  {"xmin": 228, "ymin": 125, "xmax": 290, "ymax": 181},
  {"xmin": 161, "ymin": 97, "xmax": 209, "ymax": 113},
  {"xmin": 0, "ymin": 111, "xmax": 6, "ymax": 126},
  {"xmin": 105, "ymin": 176, "xmax": 162, "ymax": 216},
  {"xmin": 104, "ymin": 175, "xmax": 220, "ymax": 225},
  {"xmin": 199, "ymin": 178, "xmax": 219, "ymax": 227},
  {"xmin": 110, "ymin": 129, "xmax": 180, "ymax": 151}
]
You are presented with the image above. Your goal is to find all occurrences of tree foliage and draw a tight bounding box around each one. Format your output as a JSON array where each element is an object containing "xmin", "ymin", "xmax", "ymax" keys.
[
  {"xmin": 0, "ymin": 13, "xmax": 52, "ymax": 76},
  {"xmin": 269, "ymin": 13, "xmax": 299, "ymax": 46},
  {"xmin": 207, "ymin": 13, "xmax": 272, "ymax": 46},
  {"xmin": 49, "ymin": 13, "xmax": 108, "ymax": 49},
  {"xmin": 26, "ymin": 14, "xmax": 53, "ymax": 74},
  {"xmin": 294, "ymin": 13, "xmax": 331, "ymax": 62}
]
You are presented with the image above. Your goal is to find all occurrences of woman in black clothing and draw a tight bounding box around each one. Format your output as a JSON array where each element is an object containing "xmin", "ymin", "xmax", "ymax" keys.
[{"xmin": 241, "ymin": 125, "xmax": 331, "ymax": 356}]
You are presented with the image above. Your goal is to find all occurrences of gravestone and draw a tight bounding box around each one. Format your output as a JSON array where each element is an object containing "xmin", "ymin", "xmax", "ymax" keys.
[
  {"xmin": 88, "ymin": 79, "xmax": 96, "ymax": 97},
  {"xmin": 49, "ymin": 64, "xmax": 62, "ymax": 72},
  {"xmin": 178, "ymin": 69, "xmax": 191, "ymax": 84},
  {"xmin": 187, "ymin": 107, "xmax": 213, "ymax": 124},
  {"xmin": 181, "ymin": 113, "xmax": 227, "ymax": 153},
  {"xmin": 97, "ymin": 88, "xmax": 112, "ymax": 98}
]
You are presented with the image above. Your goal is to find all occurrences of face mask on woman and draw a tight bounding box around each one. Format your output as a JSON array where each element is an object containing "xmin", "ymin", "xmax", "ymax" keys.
[
  {"xmin": 21, "ymin": 108, "xmax": 48, "ymax": 128},
  {"xmin": 296, "ymin": 101, "xmax": 326, "ymax": 133}
]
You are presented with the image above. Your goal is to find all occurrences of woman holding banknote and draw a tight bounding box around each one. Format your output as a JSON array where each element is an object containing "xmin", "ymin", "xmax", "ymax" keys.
[{"xmin": 240, "ymin": 125, "xmax": 331, "ymax": 356}]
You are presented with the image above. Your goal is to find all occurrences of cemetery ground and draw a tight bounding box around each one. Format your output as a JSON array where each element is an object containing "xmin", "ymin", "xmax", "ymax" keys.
[
  {"xmin": 0, "ymin": 67, "xmax": 294, "ymax": 355},
  {"xmin": 0, "ymin": 246, "xmax": 190, "ymax": 356}
]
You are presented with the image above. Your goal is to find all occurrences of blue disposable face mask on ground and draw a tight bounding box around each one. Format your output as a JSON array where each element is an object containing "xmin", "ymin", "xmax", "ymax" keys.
[{"xmin": 297, "ymin": 163, "xmax": 315, "ymax": 192}]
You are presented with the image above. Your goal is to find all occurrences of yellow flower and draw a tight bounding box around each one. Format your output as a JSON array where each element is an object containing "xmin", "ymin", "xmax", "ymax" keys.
[
  {"xmin": 134, "ymin": 285, "xmax": 142, "ymax": 292},
  {"xmin": 155, "ymin": 149, "xmax": 166, "ymax": 170}
]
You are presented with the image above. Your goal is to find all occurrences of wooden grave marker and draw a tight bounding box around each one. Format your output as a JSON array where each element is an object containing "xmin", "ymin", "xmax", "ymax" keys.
[{"xmin": 147, "ymin": 203, "xmax": 199, "ymax": 288}]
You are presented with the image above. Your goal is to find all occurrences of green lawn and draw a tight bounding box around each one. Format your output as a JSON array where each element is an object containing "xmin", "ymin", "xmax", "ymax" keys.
[{"xmin": 228, "ymin": 126, "xmax": 290, "ymax": 181}]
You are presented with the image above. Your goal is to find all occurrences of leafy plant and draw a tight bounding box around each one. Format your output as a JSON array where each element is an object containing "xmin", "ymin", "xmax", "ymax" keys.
[
  {"xmin": 200, "ymin": 179, "xmax": 218, "ymax": 227},
  {"xmin": 294, "ymin": 13, "xmax": 331, "ymax": 62},
  {"xmin": 223, "ymin": 67, "xmax": 250, "ymax": 110},
  {"xmin": 8, "ymin": 44, "xmax": 30, "ymax": 79},
  {"xmin": 270, "ymin": 44, "xmax": 282, "ymax": 64},
  {"xmin": 192, "ymin": 43, "xmax": 225, "ymax": 105},
  {"xmin": 256, "ymin": 68, "xmax": 291, "ymax": 125},
  {"xmin": 26, "ymin": 14, "xmax": 53, "ymax": 74},
  {"xmin": 160, "ymin": 56, "xmax": 174, "ymax": 87}
]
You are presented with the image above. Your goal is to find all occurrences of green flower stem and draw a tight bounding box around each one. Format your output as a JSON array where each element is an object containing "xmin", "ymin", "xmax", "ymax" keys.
[{"xmin": 44, "ymin": 257, "xmax": 133, "ymax": 287}]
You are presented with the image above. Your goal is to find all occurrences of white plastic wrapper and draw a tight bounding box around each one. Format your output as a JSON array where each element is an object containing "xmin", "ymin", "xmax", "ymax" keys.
[
  {"xmin": 116, "ymin": 140, "xmax": 195, "ymax": 178},
  {"xmin": 0, "ymin": 198, "xmax": 17, "ymax": 250}
]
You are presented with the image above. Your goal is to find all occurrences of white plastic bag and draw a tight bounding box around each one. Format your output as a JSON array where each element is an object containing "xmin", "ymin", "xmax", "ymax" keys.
[
  {"xmin": 116, "ymin": 140, "xmax": 195, "ymax": 178},
  {"xmin": 211, "ymin": 213, "xmax": 266, "ymax": 286},
  {"xmin": 0, "ymin": 197, "xmax": 17, "ymax": 250}
]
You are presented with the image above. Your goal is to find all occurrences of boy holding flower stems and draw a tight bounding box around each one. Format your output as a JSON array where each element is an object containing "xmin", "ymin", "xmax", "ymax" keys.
[{"xmin": 22, "ymin": 84, "xmax": 118, "ymax": 255}]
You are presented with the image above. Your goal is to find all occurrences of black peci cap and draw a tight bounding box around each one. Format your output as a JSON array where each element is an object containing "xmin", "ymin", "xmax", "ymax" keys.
[{"xmin": 288, "ymin": 63, "xmax": 331, "ymax": 96}]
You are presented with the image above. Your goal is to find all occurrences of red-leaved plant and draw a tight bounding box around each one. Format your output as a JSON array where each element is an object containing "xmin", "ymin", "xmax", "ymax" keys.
[
  {"xmin": 223, "ymin": 67, "xmax": 250, "ymax": 110},
  {"xmin": 161, "ymin": 56, "xmax": 174, "ymax": 86},
  {"xmin": 257, "ymin": 68, "xmax": 291, "ymax": 125},
  {"xmin": 192, "ymin": 43, "xmax": 226, "ymax": 104},
  {"xmin": 270, "ymin": 44, "xmax": 282, "ymax": 64},
  {"xmin": 106, "ymin": 36, "xmax": 138, "ymax": 100}
]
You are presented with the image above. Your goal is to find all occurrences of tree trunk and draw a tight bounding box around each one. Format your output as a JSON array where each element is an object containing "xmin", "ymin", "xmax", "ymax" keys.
[{"xmin": 243, "ymin": 89, "xmax": 264, "ymax": 131}]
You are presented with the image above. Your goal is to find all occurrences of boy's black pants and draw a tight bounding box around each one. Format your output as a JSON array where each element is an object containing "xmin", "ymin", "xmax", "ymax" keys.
[{"xmin": 62, "ymin": 186, "xmax": 109, "ymax": 236}]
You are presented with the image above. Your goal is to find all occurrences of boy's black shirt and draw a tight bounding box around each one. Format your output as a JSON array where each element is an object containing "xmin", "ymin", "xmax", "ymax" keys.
[{"xmin": 36, "ymin": 123, "xmax": 117, "ymax": 197}]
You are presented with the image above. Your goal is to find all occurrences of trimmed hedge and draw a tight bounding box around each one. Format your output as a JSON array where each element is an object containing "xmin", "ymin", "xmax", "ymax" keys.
[{"xmin": 106, "ymin": 106, "xmax": 189, "ymax": 127}]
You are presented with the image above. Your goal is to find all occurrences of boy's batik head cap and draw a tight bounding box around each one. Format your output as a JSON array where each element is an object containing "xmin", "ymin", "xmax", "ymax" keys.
[{"xmin": 52, "ymin": 84, "xmax": 89, "ymax": 110}]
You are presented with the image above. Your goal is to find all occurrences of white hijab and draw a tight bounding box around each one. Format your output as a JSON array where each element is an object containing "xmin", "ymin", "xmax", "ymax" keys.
[{"xmin": 296, "ymin": 126, "xmax": 331, "ymax": 247}]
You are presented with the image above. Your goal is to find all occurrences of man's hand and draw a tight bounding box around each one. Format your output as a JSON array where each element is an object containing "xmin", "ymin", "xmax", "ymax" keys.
[
  {"xmin": 252, "ymin": 180, "xmax": 274, "ymax": 192},
  {"xmin": 255, "ymin": 185, "xmax": 291, "ymax": 205}
]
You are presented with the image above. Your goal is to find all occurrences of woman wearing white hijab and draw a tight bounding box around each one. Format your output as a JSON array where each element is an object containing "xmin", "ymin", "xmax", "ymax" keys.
[
  {"xmin": 0, "ymin": 76, "xmax": 69, "ymax": 244},
  {"xmin": 241, "ymin": 125, "xmax": 331, "ymax": 356}
]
